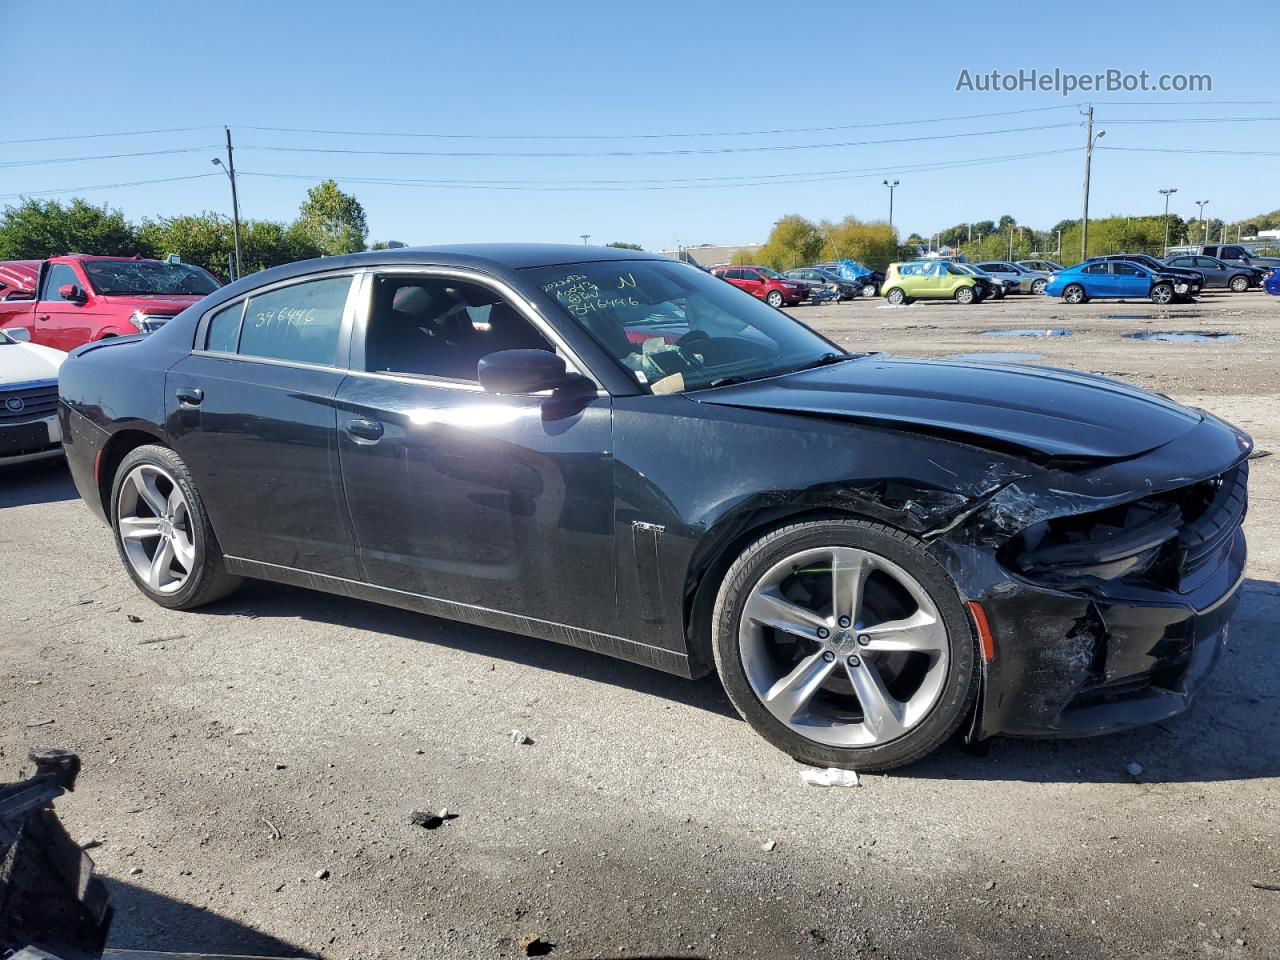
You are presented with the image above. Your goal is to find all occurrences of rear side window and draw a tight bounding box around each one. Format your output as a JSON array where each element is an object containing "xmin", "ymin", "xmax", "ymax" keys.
[
  {"xmin": 1083, "ymin": 263, "xmax": 1108, "ymax": 275},
  {"xmin": 205, "ymin": 301, "xmax": 244, "ymax": 352},
  {"xmin": 238, "ymin": 276, "xmax": 352, "ymax": 366}
]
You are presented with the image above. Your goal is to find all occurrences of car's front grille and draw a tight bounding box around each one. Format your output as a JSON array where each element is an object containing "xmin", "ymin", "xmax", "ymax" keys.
[
  {"xmin": 1174, "ymin": 462, "xmax": 1248, "ymax": 582},
  {"xmin": 0, "ymin": 380, "xmax": 58, "ymax": 424}
]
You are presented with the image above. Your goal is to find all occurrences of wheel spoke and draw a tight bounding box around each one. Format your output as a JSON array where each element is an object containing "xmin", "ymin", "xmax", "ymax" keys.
[
  {"xmin": 857, "ymin": 610, "xmax": 945, "ymax": 654},
  {"xmin": 167, "ymin": 487, "xmax": 185, "ymax": 519},
  {"xmin": 763, "ymin": 652, "xmax": 836, "ymax": 720},
  {"xmin": 170, "ymin": 531, "xmax": 196, "ymax": 572},
  {"xmin": 844, "ymin": 658, "xmax": 906, "ymax": 742},
  {"xmin": 745, "ymin": 590, "xmax": 827, "ymax": 641},
  {"xmin": 131, "ymin": 469, "xmax": 168, "ymax": 516},
  {"xmin": 148, "ymin": 538, "xmax": 175, "ymax": 590},
  {"xmin": 118, "ymin": 516, "xmax": 162, "ymax": 540},
  {"xmin": 831, "ymin": 549, "xmax": 869, "ymax": 626}
]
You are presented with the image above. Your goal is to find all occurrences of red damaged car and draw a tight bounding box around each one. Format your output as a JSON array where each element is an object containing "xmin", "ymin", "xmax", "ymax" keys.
[
  {"xmin": 0, "ymin": 255, "xmax": 221, "ymax": 352},
  {"xmin": 711, "ymin": 265, "xmax": 807, "ymax": 308}
]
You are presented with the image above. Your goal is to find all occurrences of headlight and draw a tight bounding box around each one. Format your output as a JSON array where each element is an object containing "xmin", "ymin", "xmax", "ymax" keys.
[
  {"xmin": 129, "ymin": 311, "xmax": 171, "ymax": 334},
  {"xmin": 1002, "ymin": 499, "xmax": 1181, "ymax": 583}
]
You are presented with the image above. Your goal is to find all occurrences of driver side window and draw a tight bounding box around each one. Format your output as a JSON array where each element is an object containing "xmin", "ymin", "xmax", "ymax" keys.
[
  {"xmin": 363, "ymin": 276, "xmax": 554, "ymax": 382},
  {"xmin": 40, "ymin": 264, "xmax": 81, "ymax": 302}
]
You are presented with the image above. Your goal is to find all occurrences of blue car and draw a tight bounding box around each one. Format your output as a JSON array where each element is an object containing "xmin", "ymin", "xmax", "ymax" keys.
[
  {"xmin": 1265, "ymin": 268, "xmax": 1280, "ymax": 297},
  {"xmin": 1043, "ymin": 258, "xmax": 1183, "ymax": 305}
]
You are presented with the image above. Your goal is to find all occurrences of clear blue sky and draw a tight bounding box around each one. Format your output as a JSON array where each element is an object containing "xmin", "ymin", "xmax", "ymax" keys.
[{"xmin": 3, "ymin": 0, "xmax": 1277, "ymax": 250}]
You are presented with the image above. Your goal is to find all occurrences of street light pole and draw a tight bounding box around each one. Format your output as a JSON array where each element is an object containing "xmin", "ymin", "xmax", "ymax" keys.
[
  {"xmin": 882, "ymin": 179, "xmax": 899, "ymax": 229},
  {"xmin": 1159, "ymin": 187, "xmax": 1178, "ymax": 256},
  {"xmin": 1080, "ymin": 104, "xmax": 1105, "ymax": 262},
  {"xmin": 1195, "ymin": 200, "xmax": 1209, "ymax": 245},
  {"xmin": 211, "ymin": 127, "xmax": 243, "ymax": 280}
]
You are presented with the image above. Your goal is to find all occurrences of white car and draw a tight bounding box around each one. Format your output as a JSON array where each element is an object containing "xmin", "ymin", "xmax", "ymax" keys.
[{"xmin": 0, "ymin": 327, "xmax": 67, "ymax": 465}]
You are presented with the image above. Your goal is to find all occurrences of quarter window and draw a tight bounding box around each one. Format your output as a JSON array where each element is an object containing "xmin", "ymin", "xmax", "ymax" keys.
[
  {"xmin": 238, "ymin": 275, "xmax": 352, "ymax": 366},
  {"xmin": 205, "ymin": 300, "xmax": 245, "ymax": 352},
  {"xmin": 40, "ymin": 264, "xmax": 81, "ymax": 301}
]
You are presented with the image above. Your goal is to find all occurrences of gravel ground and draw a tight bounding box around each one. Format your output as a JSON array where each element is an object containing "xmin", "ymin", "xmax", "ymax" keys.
[{"xmin": 2, "ymin": 289, "xmax": 1277, "ymax": 959}]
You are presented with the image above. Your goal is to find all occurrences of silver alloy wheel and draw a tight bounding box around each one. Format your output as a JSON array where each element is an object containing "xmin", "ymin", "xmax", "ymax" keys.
[
  {"xmin": 1230, "ymin": 275, "xmax": 1249, "ymax": 292},
  {"xmin": 956, "ymin": 286, "xmax": 974, "ymax": 304},
  {"xmin": 767, "ymin": 291, "xmax": 784, "ymax": 307},
  {"xmin": 1064, "ymin": 285, "xmax": 1084, "ymax": 304},
  {"xmin": 862, "ymin": 284, "xmax": 877, "ymax": 298},
  {"xmin": 1150, "ymin": 284, "xmax": 1173, "ymax": 304},
  {"xmin": 117, "ymin": 463, "xmax": 196, "ymax": 595},
  {"xmin": 738, "ymin": 546, "xmax": 950, "ymax": 748},
  {"xmin": 1032, "ymin": 278, "xmax": 1047, "ymax": 295}
]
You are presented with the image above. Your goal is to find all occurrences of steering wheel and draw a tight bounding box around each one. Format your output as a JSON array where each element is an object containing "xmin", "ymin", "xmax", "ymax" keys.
[{"xmin": 675, "ymin": 329, "xmax": 710, "ymax": 347}]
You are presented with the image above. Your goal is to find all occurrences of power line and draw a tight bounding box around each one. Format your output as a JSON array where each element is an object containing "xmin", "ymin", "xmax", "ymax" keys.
[
  {"xmin": 239, "ymin": 122, "xmax": 1080, "ymax": 160},
  {"xmin": 1103, "ymin": 116, "xmax": 1280, "ymax": 124},
  {"xmin": 0, "ymin": 126, "xmax": 221, "ymax": 146},
  {"xmin": 240, "ymin": 148, "xmax": 1080, "ymax": 192},
  {"xmin": 0, "ymin": 146, "xmax": 222, "ymax": 169},
  {"xmin": 243, "ymin": 104, "xmax": 1080, "ymax": 141},
  {"xmin": 0, "ymin": 172, "xmax": 222, "ymax": 201},
  {"xmin": 1098, "ymin": 145, "xmax": 1280, "ymax": 156}
]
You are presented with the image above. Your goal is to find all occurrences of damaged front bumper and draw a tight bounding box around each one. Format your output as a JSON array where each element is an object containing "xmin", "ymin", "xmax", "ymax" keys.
[{"xmin": 933, "ymin": 414, "xmax": 1252, "ymax": 739}]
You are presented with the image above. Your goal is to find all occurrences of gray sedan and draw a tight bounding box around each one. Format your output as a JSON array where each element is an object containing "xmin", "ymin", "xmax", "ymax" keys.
[
  {"xmin": 1163, "ymin": 254, "xmax": 1265, "ymax": 292},
  {"xmin": 975, "ymin": 261, "xmax": 1050, "ymax": 295}
]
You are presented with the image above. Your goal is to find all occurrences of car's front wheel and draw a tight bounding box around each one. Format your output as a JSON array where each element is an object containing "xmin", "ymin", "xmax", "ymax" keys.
[
  {"xmin": 712, "ymin": 519, "xmax": 979, "ymax": 771},
  {"xmin": 885, "ymin": 287, "xmax": 907, "ymax": 305},
  {"xmin": 110, "ymin": 444, "xmax": 242, "ymax": 609},
  {"xmin": 1062, "ymin": 283, "xmax": 1086, "ymax": 304},
  {"xmin": 861, "ymin": 284, "xmax": 878, "ymax": 298},
  {"xmin": 955, "ymin": 286, "xmax": 975, "ymax": 304},
  {"xmin": 1031, "ymin": 278, "xmax": 1048, "ymax": 296},
  {"xmin": 766, "ymin": 291, "xmax": 784, "ymax": 308},
  {"xmin": 1149, "ymin": 282, "xmax": 1174, "ymax": 305},
  {"xmin": 1229, "ymin": 275, "xmax": 1250, "ymax": 292}
]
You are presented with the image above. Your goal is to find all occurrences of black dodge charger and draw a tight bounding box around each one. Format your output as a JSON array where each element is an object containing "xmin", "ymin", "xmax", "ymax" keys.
[{"xmin": 57, "ymin": 245, "xmax": 1250, "ymax": 770}]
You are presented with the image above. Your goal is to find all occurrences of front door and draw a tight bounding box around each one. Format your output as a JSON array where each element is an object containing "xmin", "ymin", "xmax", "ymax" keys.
[
  {"xmin": 1110, "ymin": 261, "xmax": 1149, "ymax": 298},
  {"xmin": 165, "ymin": 271, "xmax": 362, "ymax": 579},
  {"xmin": 336, "ymin": 271, "xmax": 618, "ymax": 635},
  {"xmin": 35, "ymin": 262, "xmax": 97, "ymax": 351}
]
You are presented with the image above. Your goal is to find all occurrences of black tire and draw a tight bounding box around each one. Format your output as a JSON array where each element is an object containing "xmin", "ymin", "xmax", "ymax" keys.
[
  {"xmin": 766, "ymin": 291, "xmax": 784, "ymax": 308},
  {"xmin": 1149, "ymin": 282, "xmax": 1174, "ymax": 305},
  {"xmin": 955, "ymin": 286, "xmax": 975, "ymax": 305},
  {"xmin": 1229, "ymin": 274, "xmax": 1250, "ymax": 293},
  {"xmin": 109, "ymin": 443, "xmax": 242, "ymax": 609},
  {"xmin": 885, "ymin": 287, "xmax": 906, "ymax": 305},
  {"xmin": 1063, "ymin": 284, "xmax": 1087, "ymax": 304},
  {"xmin": 862, "ymin": 284, "xmax": 878, "ymax": 298},
  {"xmin": 712, "ymin": 519, "xmax": 979, "ymax": 771},
  {"xmin": 1031, "ymin": 278, "xmax": 1048, "ymax": 296}
]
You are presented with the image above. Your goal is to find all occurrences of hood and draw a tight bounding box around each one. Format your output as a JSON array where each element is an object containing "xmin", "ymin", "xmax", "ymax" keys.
[
  {"xmin": 0, "ymin": 339, "xmax": 67, "ymax": 384},
  {"xmin": 691, "ymin": 356, "xmax": 1203, "ymax": 460},
  {"xmin": 99, "ymin": 294, "xmax": 204, "ymax": 313}
]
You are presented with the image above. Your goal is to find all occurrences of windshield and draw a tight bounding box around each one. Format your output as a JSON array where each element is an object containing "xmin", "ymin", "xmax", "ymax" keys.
[
  {"xmin": 757, "ymin": 267, "xmax": 784, "ymax": 280},
  {"xmin": 526, "ymin": 259, "xmax": 842, "ymax": 393},
  {"xmin": 0, "ymin": 329, "xmax": 17, "ymax": 345},
  {"xmin": 83, "ymin": 260, "xmax": 220, "ymax": 297}
]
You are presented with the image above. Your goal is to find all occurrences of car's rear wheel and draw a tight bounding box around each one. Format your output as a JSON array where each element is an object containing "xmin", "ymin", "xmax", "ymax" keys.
[
  {"xmin": 1229, "ymin": 275, "xmax": 1250, "ymax": 292},
  {"xmin": 1031, "ymin": 278, "xmax": 1048, "ymax": 296},
  {"xmin": 712, "ymin": 519, "xmax": 979, "ymax": 771},
  {"xmin": 1063, "ymin": 283, "xmax": 1086, "ymax": 304},
  {"xmin": 766, "ymin": 291, "xmax": 784, "ymax": 308},
  {"xmin": 1149, "ymin": 282, "xmax": 1174, "ymax": 305},
  {"xmin": 955, "ymin": 286, "xmax": 975, "ymax": 304},
  {"xmin": 885, "ymin": 287, "xmax": 906, "ymax": 305},
  {"xmin": 110, "ymin": 444, "xmax": 242, "ymax": 609}
]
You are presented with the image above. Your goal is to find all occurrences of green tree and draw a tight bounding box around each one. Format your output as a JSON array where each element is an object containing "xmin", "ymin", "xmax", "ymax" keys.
[
  {"xmin": 821, "ymin": 216, "xmax": 899, "ymax": 270},
  {"xmin": 754, "ymin": 214, "xmax": 824, "ymax": 270},
  {"xmin": 138, "ymin": 212, "xmax": 323, "ymax": 278},
  {"xmin": 0, "ymin": 198, "xmax": 140, "ymax": 260},
  {"xmin": 605, "ymin": 241, "xmax": 644, "ymax": 250},
  {"xmin": 295, "ymin": 179, "xmax": 368, "ymax": 255}
]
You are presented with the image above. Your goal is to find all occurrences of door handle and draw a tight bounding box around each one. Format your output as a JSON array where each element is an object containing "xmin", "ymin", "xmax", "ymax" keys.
[
  {"xmin": 346, "ymin": 417, "xmax": 384, "ymax": 441},
  {"xmin": 175, "ymin": 386, "xmax": 204, "ymax": 406},
  {"xmin": 37, "ymin": 314, "xmax": 50, "ymax": 321}
]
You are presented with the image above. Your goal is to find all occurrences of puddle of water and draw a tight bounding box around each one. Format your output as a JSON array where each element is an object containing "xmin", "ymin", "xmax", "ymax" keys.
[
  {"xmin": 1104, "ymin": 313, "xmax": 1203, "ymax": 321},
  {"xmin": 947, "ymin": 352, "xmax": 1045, "ymax": 363},
  {"xmin": 980, "ymin": 328, "xmax": 1072, "ymax": 338},
  {"xmin": 1123, "ymin": 330, "xmax": 1241, "ymax": 343}
]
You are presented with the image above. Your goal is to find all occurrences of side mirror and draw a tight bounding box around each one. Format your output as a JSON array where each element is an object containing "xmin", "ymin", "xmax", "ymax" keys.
[
  {"xmin": 478, "ymin": 349, "xmax": 577, "ymax": 395},
  {"xmin": 59, "ymin": 284, "xmax": 87, "ymax": 302},
  {"xmin": 3, "ymin": 326, "xmax": 30, "ymax": 342},
  {"xmin": 4, "ymin": 288, "xmax": 35, "ymax": 301}
]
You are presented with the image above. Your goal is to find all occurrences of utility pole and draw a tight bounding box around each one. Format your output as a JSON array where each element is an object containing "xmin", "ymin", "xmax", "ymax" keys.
[
  {"xmin": 883, "ymin": 179, "xmax": 899, "ymax": 229},
  {"xmin": 211, "ymin": 127, "xmax": 243, "ymax": 280},
  {"xmin": 1080, "ymin": 105, "xmax": 1105, "ymax": 262},
  {"xmin": 1008, "ymin": 224, "xmax": 1014, "ymax": 261},
  {"xmin": 580, "ymin": 234, "xmax": 591, "ymax": 245},
  {"xmin": 1159, "ymin": 188, "xmax": 1178, "ymax": 256},
  {"xmin": 1195, "ymin": 200, "xmax": 1209, "ymax": 245}
]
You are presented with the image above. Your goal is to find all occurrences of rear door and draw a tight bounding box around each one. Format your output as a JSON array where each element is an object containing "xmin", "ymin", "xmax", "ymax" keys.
[
  {"xmin": 334, "ymin": 268, "xmax": 618, "ymax": 635},
  {"xmin": 1080, "ymin": 262, "xmax": 1112, "ymax": 296},
  {"xmin": 166, "ymin": 270, "xmax": 362, "ymax": 578},
  {"xmin": 1194, "ymin": 256, "xmax": 1229, "ymax": 286}
]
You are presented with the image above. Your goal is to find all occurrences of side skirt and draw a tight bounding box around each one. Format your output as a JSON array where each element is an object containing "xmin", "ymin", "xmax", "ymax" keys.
[{"xmin": 222, "ymin": 556, "xmax": 694, "ymax": 678}]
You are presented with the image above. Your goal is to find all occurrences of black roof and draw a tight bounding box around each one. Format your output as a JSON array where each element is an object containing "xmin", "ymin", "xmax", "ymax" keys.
[{"xmin": 210, "ymin": 243, "xmax": 664, "ymax": 303}]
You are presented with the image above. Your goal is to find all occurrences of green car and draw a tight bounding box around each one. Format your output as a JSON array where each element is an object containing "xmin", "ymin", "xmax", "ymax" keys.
[{"xmin": 881, "ymin": 260, "xmax": 992, "ymax": 305}]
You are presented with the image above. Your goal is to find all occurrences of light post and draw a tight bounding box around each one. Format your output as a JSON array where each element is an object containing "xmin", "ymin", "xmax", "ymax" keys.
[
  {"xmin": 882, "ymin": 179, "xmax": 899, "ymax": 229},
  {"xmin": 210, "ymin": 127, "xmax": 242, "ymax": 281},
  {"xmin": 1080, "ymin": 104, "xmax": 1105, "ymax": 262},
  {"xmin": 1195, "ymin": 201, "xmax": 1209, "ymax": 245},
  {"xmin": 1159, "ymin": 188, "xmax": 1178, "ymax": 256}
]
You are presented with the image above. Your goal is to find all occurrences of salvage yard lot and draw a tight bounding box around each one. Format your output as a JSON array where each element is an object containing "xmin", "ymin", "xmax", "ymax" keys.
[{"xmin": 2, "ymin": 290, "xmax": 1277, "ymax": 959}]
